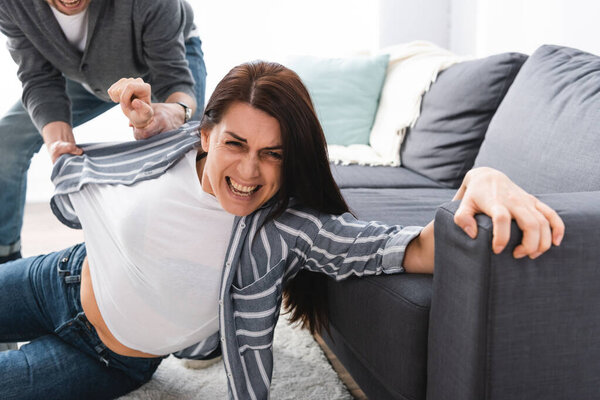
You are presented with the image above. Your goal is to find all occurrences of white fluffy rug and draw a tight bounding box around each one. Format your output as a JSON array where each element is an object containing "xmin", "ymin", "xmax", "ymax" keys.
[{"xmin": 120, "ymin": 317, "xmax": 353, "ymax": 399}]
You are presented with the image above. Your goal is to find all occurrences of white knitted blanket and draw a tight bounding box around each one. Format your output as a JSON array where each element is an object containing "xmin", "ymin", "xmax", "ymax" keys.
[{"xmin": 328, "ymin": 41, "xmax": 468, "ymax": 166}]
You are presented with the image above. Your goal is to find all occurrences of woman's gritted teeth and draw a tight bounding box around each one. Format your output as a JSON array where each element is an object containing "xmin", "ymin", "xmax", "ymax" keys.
[{"xmin": 227, "ymin": 177, "xmax": 260, "ymax": 197}]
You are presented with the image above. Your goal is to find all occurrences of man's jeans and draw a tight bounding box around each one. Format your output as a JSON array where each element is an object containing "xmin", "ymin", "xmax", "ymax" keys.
[
  {"xmin": 0, "ymin": 37, "xmax": 206, "ymax": 257},
  {"xmin": 0, "ymin": 243, "xmax": 164, "ymax": 399}
]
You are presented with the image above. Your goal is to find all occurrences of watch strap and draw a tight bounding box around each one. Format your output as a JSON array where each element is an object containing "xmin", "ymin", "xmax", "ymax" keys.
[{"xmin": 175, "ymin": 101, "xmax": 192, "ymax": 123}]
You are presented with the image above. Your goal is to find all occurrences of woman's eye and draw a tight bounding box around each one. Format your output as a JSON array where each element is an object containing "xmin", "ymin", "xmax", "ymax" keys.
[
  {"xmin": 225, "ymin": 141, "xmax": 243, "ymax": 147},
  {"xmin": 266, "ymin": 151, "xmax": 283, "ymax": 160}
]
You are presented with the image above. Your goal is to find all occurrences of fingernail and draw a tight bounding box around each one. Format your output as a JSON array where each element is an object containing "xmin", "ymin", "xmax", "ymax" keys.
[
  {"xmin": 464, "ymin": 226, "xmax": 475, "ymax": 238},
  {"xmin": 513, "ymin": 250, "xmax": 525, "ymax": 259}
]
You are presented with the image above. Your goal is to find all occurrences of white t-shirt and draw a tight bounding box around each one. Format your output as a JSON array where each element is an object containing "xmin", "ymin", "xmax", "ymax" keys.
[
  {"xmin": 50, "ymin": 6, "xmax": 89, "ymax": 52},
  {"xmin": 50, "ymin": 6, "xmax": 98, "ymax": 94},
  {"xmin": 69, "ymin": 149, "xmax": 234, "ymax": 355}
]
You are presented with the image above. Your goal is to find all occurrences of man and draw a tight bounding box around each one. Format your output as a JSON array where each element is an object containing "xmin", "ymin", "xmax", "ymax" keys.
[{"xmin": 0, "ymin": 0, "xmax": 206, "ymax": 266}]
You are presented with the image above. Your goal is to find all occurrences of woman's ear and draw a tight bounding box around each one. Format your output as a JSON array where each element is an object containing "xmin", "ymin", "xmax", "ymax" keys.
[{"xmin": 200, "ymin": 129, "xmax": 210, "ymax": 152}]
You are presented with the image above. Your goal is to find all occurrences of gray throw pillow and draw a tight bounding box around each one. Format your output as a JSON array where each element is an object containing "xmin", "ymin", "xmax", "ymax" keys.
[
  {"xmin": 401, "ymin": 52, "xmax": 527, "ymax": 188},
  {"xmin": 474, "ymin": 45, "xmax": 600, "ymax": 193}
]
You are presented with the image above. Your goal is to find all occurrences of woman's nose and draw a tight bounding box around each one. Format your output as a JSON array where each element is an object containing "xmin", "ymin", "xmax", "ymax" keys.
[{"xmin": 238, "ymin": 154, "xmax": 260, "ymax": 179}]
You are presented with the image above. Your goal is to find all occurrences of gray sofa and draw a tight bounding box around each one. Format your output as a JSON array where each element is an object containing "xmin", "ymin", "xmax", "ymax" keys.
[{"xmin": 320, "ymin": 44, "xmax": 600, "ymax": 400}]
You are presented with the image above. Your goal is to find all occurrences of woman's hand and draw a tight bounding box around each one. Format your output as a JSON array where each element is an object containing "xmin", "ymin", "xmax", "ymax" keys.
[{"xmin": 453, "ymin": 167, "xmax": 565, "ymax": 259}]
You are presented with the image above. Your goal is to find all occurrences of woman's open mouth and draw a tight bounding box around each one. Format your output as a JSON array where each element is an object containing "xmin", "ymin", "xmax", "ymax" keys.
[{"xmin": 226, "ymin": 177, "xmax": 261, "ymax": 198}]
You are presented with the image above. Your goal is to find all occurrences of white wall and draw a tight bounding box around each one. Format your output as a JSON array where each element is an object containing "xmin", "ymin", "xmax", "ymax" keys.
[
  {"xmin": 378, "ymin": 0, "xmax": 450, "ymax": 49},
  {"xmin": 192, "ymin": 0, "xmax": 379, "ymax": 97},
  {"xmin": 466, "ymin": 0, "xmax": 600, "ymax": 57},
  {"xmin": 380, "ymin": 0, "xmax": 600, "ymax": 57}
]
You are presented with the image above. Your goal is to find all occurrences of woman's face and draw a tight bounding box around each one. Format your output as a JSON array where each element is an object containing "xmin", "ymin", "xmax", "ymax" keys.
[{"xmin": 200, "ymin": 102, "xmax": 283, "ymax": 216}]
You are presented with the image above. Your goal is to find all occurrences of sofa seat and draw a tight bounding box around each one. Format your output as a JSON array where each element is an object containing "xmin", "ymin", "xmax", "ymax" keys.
[
  {"xmin": 341, "ymin": 187, "xmax": 456, "ymax": 226},
  {"xmin": 331, "ymin": 164, "xmax": 445, "ymax": 189},
  {"xmin": 319, "ymin": 185, "xmax": 456, "ymax": 399}
]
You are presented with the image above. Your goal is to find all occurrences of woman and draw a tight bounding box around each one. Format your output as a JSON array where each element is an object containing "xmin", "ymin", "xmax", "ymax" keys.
[{"xmin": 0, "ymin": 61, "xmax": 564, "ymax": 400}]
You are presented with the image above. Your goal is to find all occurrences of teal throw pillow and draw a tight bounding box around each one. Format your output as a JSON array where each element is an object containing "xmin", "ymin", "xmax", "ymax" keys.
[{"xmin": 287, "ymin": 54, "xmax": 389, "ymax": 145}]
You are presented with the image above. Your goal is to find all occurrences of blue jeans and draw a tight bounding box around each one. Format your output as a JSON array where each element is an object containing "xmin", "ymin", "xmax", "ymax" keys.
[
  {"xmin": 0, "ymin": 243, "xmax": 164, "ymax": 399},
  {"xmin": 0, "ymin": 38, "xmax": 206, "ymax": 256},
  {"xmin": 186, "ymin": 36, "xmax": 207, "ymax": 120}
]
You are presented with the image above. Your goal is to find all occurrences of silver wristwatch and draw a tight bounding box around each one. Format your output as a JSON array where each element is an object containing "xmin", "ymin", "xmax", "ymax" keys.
[{"xmin": 176, "ymin": 101, "xmax": 192, "ymax": 123}]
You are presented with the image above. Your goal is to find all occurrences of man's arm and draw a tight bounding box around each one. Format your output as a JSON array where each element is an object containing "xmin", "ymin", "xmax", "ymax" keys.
[
  {"xmin": 0, "ymin": 9, "xmax": 81, "ymax": 162},
  {"xmin": 124, "ymin": 0, "xmax": 197, "ymax": 138},
  {"xmin": 0, "ymin": 9, "xmax": 72, "ymax": 134}
]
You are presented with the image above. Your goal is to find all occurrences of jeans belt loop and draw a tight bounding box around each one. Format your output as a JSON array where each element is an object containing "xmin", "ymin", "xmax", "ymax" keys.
[
  {"xmin": 57, "ymin": 254, "xmax": 70, "ymax": 276},
  {"xmin": 94, "ymin": 343, "xmax": 107, "ymax": 354}
]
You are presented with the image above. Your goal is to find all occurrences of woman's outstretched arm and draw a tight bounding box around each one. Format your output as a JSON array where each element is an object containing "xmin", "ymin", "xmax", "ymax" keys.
[{"xmin": 403, "ymin": 167, "xmax": 566, "ymax": 274}]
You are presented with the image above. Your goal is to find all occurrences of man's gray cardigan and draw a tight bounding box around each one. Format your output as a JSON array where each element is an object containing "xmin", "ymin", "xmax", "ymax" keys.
[
  {"xmin": 0, "ymin": 0, "xmax": 197, "ymax": 132},
  {"xmin": 50, "ymin": 123, "xmax": 423, "ymax": 399}
]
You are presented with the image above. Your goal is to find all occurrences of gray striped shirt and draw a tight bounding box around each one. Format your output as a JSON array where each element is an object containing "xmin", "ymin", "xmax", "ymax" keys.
[{"xmin": 51, "ymin": 122, "xmax": 423, "ymax": 400}]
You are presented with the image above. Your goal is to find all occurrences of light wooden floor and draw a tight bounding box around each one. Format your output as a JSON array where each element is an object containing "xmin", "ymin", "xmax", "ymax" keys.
[
  {"xmin": 315, "ymin": 334, "xmax": 368, "ymax": 400},
  {"xmin": 21, "ymin": 202, "xmax": 84, "ymax": 257},
  {"xmin": 20, "ymin": 202, "xmax": 368, "ymax": 399}
]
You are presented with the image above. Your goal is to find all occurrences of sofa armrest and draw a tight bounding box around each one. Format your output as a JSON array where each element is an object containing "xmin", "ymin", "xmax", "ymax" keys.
[{"xmin": 427, "ymin": 191, "xmax": 600, "ymax": 400}]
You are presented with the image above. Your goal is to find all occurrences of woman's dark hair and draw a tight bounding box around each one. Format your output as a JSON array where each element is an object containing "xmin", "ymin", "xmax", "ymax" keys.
[{"xmin": 200, "ymin": 61, "xmax": 350, "ymax": 334}]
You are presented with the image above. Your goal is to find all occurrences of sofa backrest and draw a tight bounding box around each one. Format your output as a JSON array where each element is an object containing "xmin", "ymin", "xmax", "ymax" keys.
[
  {"xmin": 401, "ymin": 52, "xmax": 528, "ymax": 188},
  {"xmin": 474, "ymin": 45, "xmax": 600, "ymax": 193}
]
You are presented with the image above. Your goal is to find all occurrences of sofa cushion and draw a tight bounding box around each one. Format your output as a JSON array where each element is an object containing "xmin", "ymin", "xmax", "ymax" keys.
[
  {"xmin": 401, "ymin": 52, "xmax": 528, "ymax": 188},
  {"xmin": 331, "ymin": 164, "xmax": 444, "ymax": 189},
  {"xmin": 474, "ymin": 45, "xmax": 600, "ymax": 193},
  {"xmin": 288, "ymin": 54, "xmax": 389, "ymax": 145}
]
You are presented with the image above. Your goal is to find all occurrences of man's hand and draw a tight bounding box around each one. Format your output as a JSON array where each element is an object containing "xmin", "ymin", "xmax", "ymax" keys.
[
  {"xmin": 129, "ymin": 102, "xmax": 187, "ymax": 140},
  {"xmin": 453, "ymin": 167, "xmax": 565, "ymax": 259},
  {"xmin": 42, "ymin": 121, "xmax": 83, "ymax": 163},
  {"xmin": 108, "ymin": 77, "xmax": 154, "ymax": 131},
  {"xmin": 108, "ymin": 78, "xmax": 196, "ymax": 140}
]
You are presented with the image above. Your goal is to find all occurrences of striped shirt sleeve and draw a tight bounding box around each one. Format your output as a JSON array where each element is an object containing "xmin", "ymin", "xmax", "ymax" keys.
[{"xmin": 280, "ymin": 209, "xmax": 423, "ymax": 281}]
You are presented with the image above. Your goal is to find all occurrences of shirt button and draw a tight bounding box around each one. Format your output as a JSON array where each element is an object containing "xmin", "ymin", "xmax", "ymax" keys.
[
  {"xmin": 227, "ymin": 373, "xmax": 232, "ymax": 378},
  {"xmin": 219, "ymin": 300, "xmax": 223, "ymax": 306},
  {"xmin": 221, "ymin": 337, "xmax": 225, "ymax": 342},
  {"xmin": 240, "ymin": 223, "xmax": 246, "ymax": 229},
  {"xmin": 226, "ymin": 262, "xmax": 231, "ymax": 267}
]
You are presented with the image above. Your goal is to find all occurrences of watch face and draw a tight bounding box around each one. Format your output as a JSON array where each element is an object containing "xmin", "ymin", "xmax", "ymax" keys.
[{"xmin": 178, "ymin": 102, "xmax": 192, "ymax": 122}]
